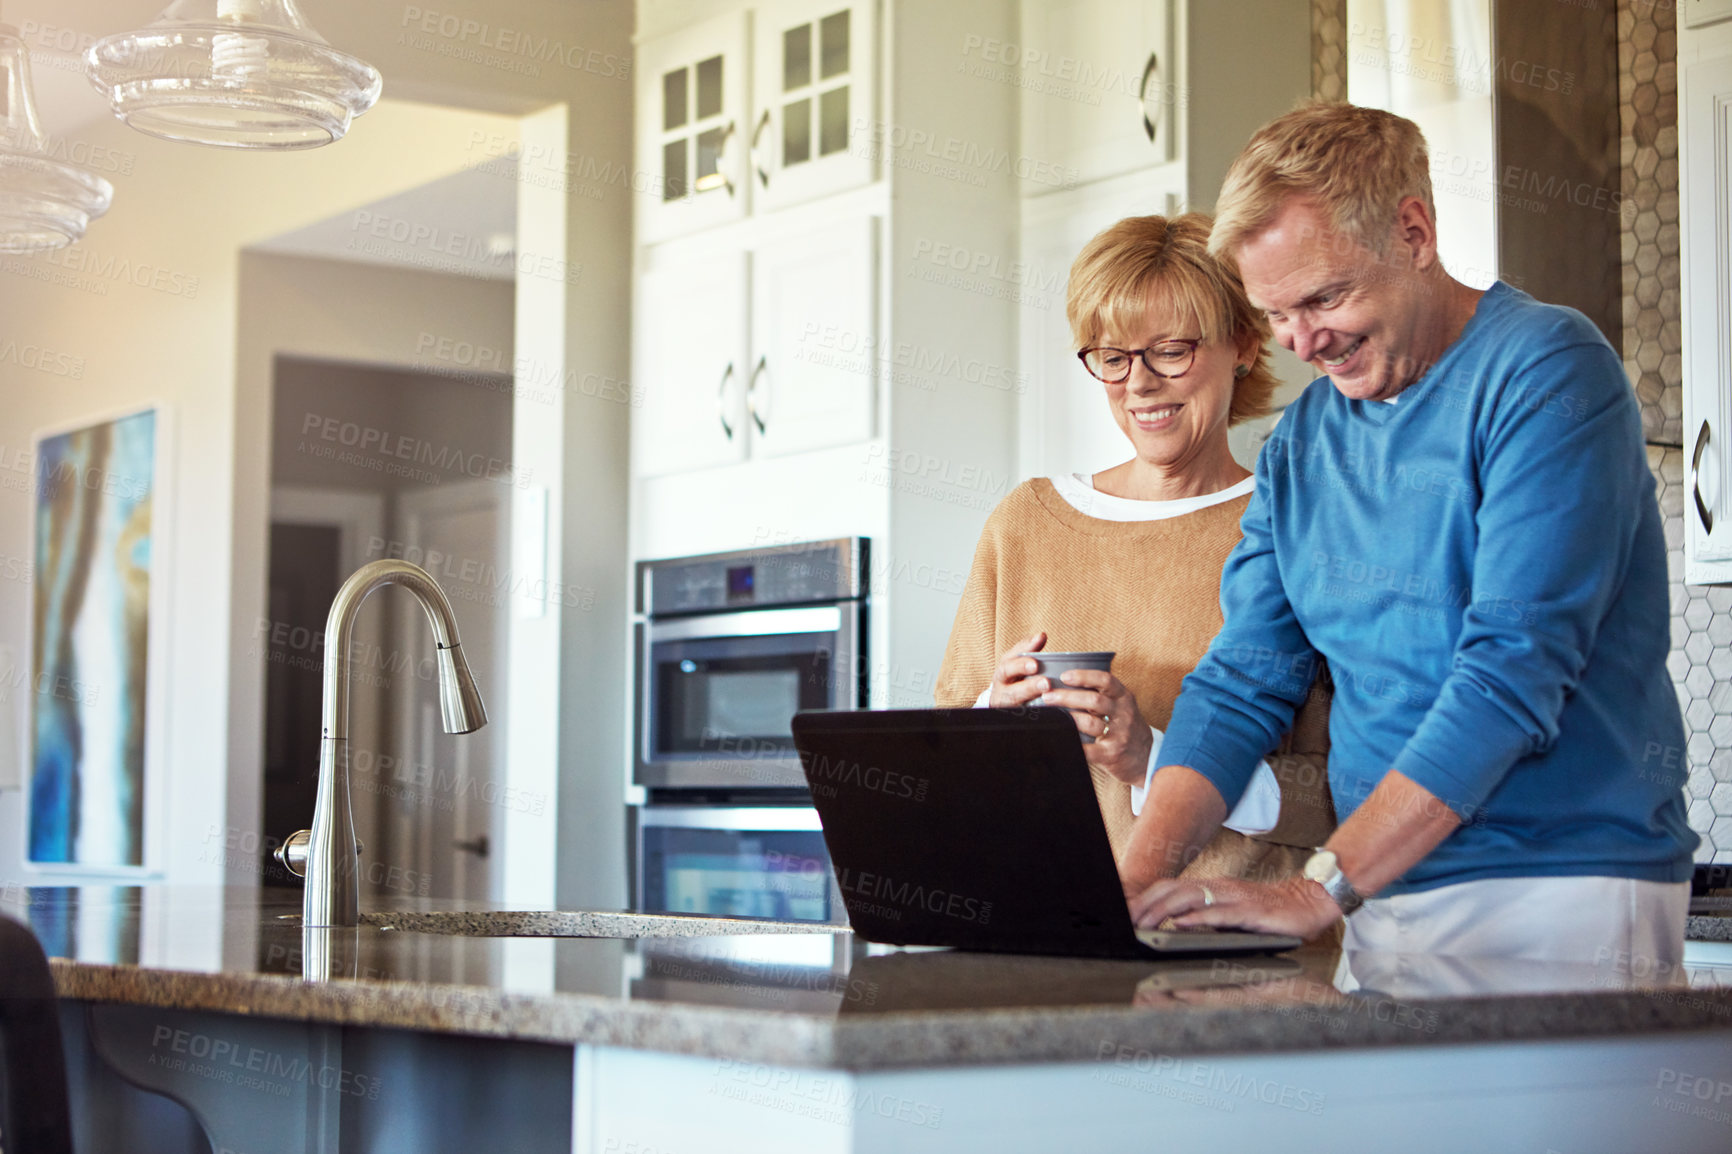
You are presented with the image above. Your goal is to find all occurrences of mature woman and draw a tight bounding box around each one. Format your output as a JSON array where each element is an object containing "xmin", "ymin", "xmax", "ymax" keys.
[{"xmin": 934, "ymin": 213, "xmax": 1333, "ymax": 884}]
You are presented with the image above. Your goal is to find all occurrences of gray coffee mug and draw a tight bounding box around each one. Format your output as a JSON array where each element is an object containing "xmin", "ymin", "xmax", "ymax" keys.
[{"xmin": 1017, "ymin": 650, "xmax": 1115, "ymax": 742}]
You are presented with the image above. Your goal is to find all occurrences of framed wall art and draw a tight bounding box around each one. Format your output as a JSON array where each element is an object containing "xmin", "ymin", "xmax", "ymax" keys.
[{"xmin": 26, "ymin": 405, "xmax": 170, "ymax": 872}]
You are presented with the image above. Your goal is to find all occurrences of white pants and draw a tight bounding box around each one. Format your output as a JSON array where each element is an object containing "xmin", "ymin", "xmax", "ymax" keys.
[{"xmin": 1340, "ymin": 875, "xmax": 1691, "ymax": 969}]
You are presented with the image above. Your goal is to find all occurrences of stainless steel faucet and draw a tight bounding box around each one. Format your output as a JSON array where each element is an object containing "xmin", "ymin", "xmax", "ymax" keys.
[{"xmin": 275, "ymin": 560, "xmax": 487, "ymax": 927}]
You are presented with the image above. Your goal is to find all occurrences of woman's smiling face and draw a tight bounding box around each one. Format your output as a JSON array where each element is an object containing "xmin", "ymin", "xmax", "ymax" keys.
[{"xmin": 1095, "ymin": 306, "xmax": 1245, "ymax": 477}]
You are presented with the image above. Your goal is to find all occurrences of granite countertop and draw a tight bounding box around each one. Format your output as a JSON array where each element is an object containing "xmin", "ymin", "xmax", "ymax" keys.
[
  {"xmin": 1687, "ymin": 915, "xmax": 1732, "ymax": 942},
  {"xmin": 16, "ymin": 886, "xmax": 1732, "ymax": 1071},
  {"xmin": 1686, "ymin": 896, "xmax": 1732, "ymax": 942}
]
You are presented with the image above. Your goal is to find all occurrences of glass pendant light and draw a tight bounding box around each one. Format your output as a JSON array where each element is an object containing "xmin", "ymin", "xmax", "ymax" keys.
[
  {"xmin": 85, "ymin": 0, "xmax": 382, "ymax": 150},
  {"xmin": 0, "ymin": 22, "xmax": 112, "ymax": 251}
]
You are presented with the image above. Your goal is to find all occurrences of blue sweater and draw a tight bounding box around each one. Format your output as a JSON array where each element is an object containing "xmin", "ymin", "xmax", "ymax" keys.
[{"xmin": 1161, "ymin": 282, "xmax": 1698, "ymax": 895}]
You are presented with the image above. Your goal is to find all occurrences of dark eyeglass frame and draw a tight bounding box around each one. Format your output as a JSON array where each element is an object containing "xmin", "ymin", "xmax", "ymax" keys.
[{"xmin": 1076, "ymin": 338, "xmax": 1202, "ymax": 383}]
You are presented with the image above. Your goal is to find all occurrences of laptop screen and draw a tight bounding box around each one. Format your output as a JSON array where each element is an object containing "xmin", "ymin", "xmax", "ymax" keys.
[{"xmin": 792, "ymin": 707, "xmax": 1150, "ymax": 958}]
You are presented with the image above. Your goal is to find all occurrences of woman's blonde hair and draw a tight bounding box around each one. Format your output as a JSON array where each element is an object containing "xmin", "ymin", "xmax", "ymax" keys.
[
  {"xmin": 1065, "ymin": 212, "xmax": 1277, "ymax": 426},
  {"xmin": 1209, "ymin": 101, "xmax": 1433, "ymax": 262}
]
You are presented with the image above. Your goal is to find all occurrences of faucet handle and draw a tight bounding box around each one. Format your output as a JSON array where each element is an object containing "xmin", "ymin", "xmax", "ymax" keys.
[
  {"xmin": 275, "ymin": 829, "xmax": 311, "ymax": 878},
  {"xmin": 275, "ymin": 830, "xmax": 363, "ymax": 879}
]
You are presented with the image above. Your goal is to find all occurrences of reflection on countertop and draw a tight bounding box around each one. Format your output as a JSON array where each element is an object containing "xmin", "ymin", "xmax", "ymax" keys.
[{"xmin": 12, "ymin": 885, "xmax": 1732, "ymax": 1071}]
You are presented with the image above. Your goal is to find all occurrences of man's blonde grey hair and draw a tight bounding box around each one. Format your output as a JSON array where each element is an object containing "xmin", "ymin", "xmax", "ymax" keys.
[
  {"xmin": 1066, "ymin": 213, "xmax": 1277, "ymax": 426},
  {"xmin": 1209, "ymin": 102, "xmax": 1434, "ymax": 261}
]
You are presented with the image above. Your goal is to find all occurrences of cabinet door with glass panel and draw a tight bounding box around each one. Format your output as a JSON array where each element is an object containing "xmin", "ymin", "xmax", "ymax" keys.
[
  {"xmin": 637, "ymin": 11, "xmax": 751, "ymax": 244},
  {"xmin": 750, "ymin": 0, "xmax": 877, "ymax": 213}
]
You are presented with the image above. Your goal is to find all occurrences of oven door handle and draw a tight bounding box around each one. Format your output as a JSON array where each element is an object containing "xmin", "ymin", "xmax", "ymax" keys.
[
  {"xmin": 646, "ymin": 605, "xmax": 843, "ymax": 641},
  {"xmin": 636, "ymin": 806, "xmax": 826, "ymax": 831}
]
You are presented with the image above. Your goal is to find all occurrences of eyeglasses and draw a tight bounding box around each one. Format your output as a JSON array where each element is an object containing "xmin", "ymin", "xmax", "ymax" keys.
[{"xmin": 1077, "ymin": 339, "xmax": 1201, "ymax": 383}]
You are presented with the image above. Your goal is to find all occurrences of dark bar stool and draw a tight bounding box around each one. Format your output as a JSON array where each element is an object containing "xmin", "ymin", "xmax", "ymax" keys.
[{"xmin": 0, "ymin": 915, "xmax": 73, "ymax": 1154}]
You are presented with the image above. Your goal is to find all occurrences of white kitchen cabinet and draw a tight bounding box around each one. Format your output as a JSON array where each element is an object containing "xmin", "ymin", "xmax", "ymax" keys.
[
  {"xmin": 631, "ymin": 0, "xmax": 880, "ymax": 480},
  {"xmin": 636, "ymin": 11, "xmax": 752, "ymax": 244},
  {"xmin": 633, "ymin": 216, "xmax": 876, "ymax": 477},
  {"xmin": 1682, "ymin": 51, "xmax": 1732, "ymax": 582},
  {"xmin": 746, "ymin": 216, "xmax": 877, "ymax": 457},
  {"xmin": 749, "ymin": 0, "xmax": 877, "ymax": 212},
  {"xmin": 632, "ymin": 246, "xmax": 750, "ymax": 477},
  {"xmin": 1017, "ymin": 0, "xmax": 1173, "ymax": 191},
  {"xmin": 635, "ymin": 0, "xmax": 878, "ymax": 237},
  {"xmin": 631, "ymin": 0, "xmax": 1023, "ymax": 723}
]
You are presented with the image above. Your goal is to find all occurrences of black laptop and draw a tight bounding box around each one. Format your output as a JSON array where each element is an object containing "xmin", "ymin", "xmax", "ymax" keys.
[{"xmin": 791, "ymin": 707, "xmax": 1301, "ymax": 960}]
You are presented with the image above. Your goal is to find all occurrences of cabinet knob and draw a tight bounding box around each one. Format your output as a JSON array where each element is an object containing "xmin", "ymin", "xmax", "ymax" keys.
[
  {"xmin": 706, "ymin": 121, "xmax": 738, "ymax": 198},
  {"xmin": 1139, "ymin": 52, "xmax": 1162, "ymax": 144},
  {"xmin": 747, "ymin": 355, "xmax": 769, "ymax": 435},
  {"xmin": 717, "ymin": 361, "xmax": 736, "ymax": 440},
  {"xmin": 751, "ymin": 109, "xmax": 773, "ymax": 189},
  {"xmin": 1692, "ymin": 418, "xmax": 1715, "ymax": 534}
]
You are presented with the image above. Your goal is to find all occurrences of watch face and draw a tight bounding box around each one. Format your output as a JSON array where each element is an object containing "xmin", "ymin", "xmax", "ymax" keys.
[{"xmin": 1303, "ymin": 850, "xmax": 1337, "ymax": 882}]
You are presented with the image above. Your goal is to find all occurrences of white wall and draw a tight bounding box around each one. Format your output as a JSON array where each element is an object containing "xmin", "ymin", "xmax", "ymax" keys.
[
  {"xmin": 0, "ymin": 0, "xmax": 636, "ymax": 917},
  {"xmin": 0, "ymin": 97, "xmax": 516, "ymax": 891}
]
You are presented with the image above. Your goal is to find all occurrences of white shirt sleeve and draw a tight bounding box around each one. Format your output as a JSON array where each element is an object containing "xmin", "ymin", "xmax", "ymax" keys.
[
  {"xmin": 1130, "ymin": 726, "xmax": 1280, "ymax": 837},
  {"xmin": 974, "ymin": 686, "xmax": 992, "ymax": 708}
]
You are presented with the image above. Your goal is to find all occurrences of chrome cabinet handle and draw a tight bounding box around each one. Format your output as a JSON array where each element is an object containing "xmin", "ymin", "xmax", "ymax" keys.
[
  {"xmin": 751, "ymin": 109, "xmax": 772, "ymax": 189},
  {"xmin": 711, "ymin": 120, "xmax": 738, "ymax": 198},
  {"xmin": 1139, "ymin": 52, "xmax": 1161, "ymax": 143},
  {"xmin": 747, "ymin": 355, "xmax": 768, "ymax": 435},
  {"xmin": 716, "ymin": 361, "xmax": 735, "ymax": 440},
  {"xmin": 1692, "ymin": 418, "xmax": 1714, "ymax": 534}
]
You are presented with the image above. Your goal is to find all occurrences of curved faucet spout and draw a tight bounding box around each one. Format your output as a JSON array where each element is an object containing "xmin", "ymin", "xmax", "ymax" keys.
[
  {"xmin": 303, "ymin": 559, "xmax": 488, "ymax": 928},
  {"xmin": 321, "ymin": 559, "xmax": 488, "ymax": 742}
]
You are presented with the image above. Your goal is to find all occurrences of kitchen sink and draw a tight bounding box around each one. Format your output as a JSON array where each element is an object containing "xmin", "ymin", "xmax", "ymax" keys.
[{"xmin": 355, "ymin": 909, "xmax": 851, "ymax": 939}]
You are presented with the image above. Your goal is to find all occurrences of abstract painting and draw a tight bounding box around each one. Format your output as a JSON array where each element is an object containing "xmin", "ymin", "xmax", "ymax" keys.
[{"xmin": 28, "ymin": 408, "xmax": 157, "ymax": 867}]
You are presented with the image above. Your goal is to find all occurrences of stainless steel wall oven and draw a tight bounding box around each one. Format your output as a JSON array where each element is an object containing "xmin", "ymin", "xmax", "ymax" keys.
[{"xmin": 630, "ymin": 538, "xmax": 867, "ymax": 923}]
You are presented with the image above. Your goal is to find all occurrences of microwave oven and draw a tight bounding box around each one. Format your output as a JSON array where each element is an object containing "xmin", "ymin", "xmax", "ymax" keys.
[{"xmin": 633, "ymin": 538, "xmax": 867, "ymax": 791}]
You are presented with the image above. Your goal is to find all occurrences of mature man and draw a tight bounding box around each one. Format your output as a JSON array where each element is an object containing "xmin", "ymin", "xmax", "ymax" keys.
[{"xmin": 1120, "ymin": 103, "xmax": 1698, "ymax": 965}]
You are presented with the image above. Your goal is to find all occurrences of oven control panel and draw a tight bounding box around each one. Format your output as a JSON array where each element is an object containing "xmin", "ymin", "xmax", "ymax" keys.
[{"xmin": 639, "ymin": 538, "xmax": 867, "ymax": 616}]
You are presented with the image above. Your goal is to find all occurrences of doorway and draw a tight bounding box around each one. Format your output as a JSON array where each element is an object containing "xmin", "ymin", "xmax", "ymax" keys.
[
  {"xmin": 259, "ymin": 489, "xmax": 385, "ymax": 888},
  {"xmin": 263, "ymin": 355, "xmax": 513, "ymax": 903}
]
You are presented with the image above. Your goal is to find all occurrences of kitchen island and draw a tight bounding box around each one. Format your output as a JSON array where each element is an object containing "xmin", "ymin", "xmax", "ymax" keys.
[{"xmin": 15, "ymin": 885, "xmax": 1732, "ymax": 1154}]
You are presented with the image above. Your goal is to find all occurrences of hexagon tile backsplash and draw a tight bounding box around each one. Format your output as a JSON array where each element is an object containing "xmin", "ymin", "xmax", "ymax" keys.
[{"xmin": 1623, "ymin": 1, "xmax": 1722, "ymax": 863}]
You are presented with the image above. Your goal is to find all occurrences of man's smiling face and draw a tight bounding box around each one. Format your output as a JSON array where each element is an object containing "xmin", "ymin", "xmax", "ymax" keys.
[{"xmin": 1234, "ymin": 197, "xmax": 1436, "ymax": 403}]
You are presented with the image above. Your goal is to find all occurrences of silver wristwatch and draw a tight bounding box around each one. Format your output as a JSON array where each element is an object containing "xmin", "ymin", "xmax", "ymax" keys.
[{"xmin": 1302, "ymin": 849, "xmax": 1367, "ymax": 917}]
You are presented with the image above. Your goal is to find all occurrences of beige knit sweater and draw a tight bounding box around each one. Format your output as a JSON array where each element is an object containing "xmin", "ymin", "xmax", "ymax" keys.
[{"xmin": 935, "ymin": 478, "xmax": 1336, "ymax": 884}]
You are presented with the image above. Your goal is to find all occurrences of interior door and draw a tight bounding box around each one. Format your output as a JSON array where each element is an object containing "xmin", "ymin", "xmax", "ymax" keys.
[
  {"xmin": 391, "ymin": 479, "xmax": 509, "ymax": 903},
  {"xmin": 747, "ymin": 215, "xmax": 877, "ymax": 458},
  {"xmin": 264, "ymin": 488, "xmax": 386, "ymax": 889}
]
